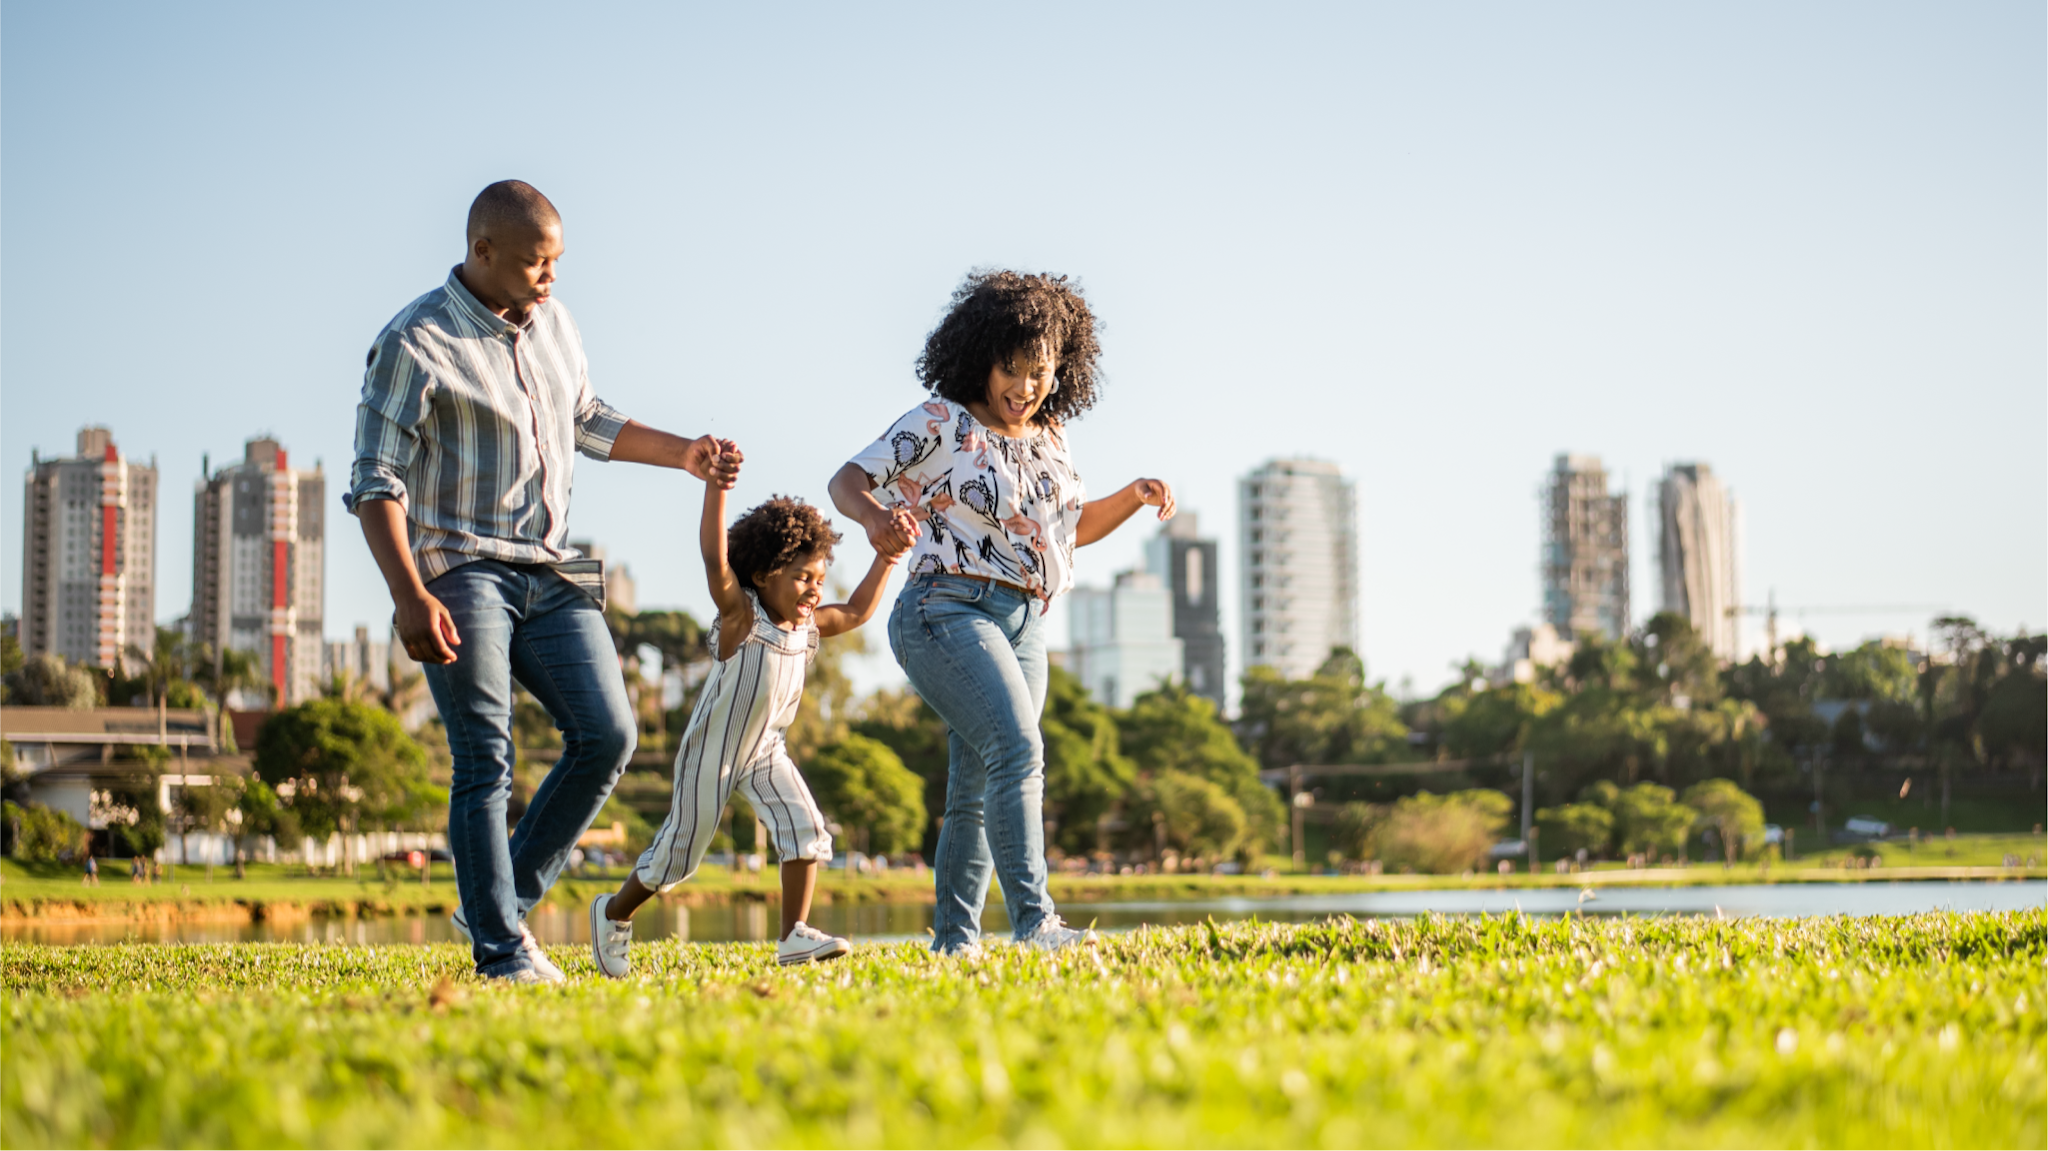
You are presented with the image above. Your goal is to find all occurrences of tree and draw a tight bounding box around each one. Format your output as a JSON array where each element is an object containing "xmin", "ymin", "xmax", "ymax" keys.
[
  {"xmin": 96, "ymin": 770, "xmax": 166, "ymax": 860},
  {"xmin": 1126, "ymin": 772, "xmax": 1246, "ymax": 859},
  {"xmin": 1365, "ymin": 791, "xmax": 1504, "ymax": 874},
  {"xmin": 253, "ymin": 700, "xmax": 439, "ymax": 874},
  {"xmin": 1535, "ymin": 803, "xmax": 1613, "ymax": 859},
  {"xmin": 1681, "ymin": 778, "xmax": 1764, "ymax": 863},
  {"xmin": 1037, "ymin": 666, "xmax": 1135, "ymax": 854},
  {"xmin": 1120, "ymin": 681, "xmax": 1284, "ymax": 856},
  {"xmin": 3, "ymin": 801, "xmax": 90, "ymax": 861},
  {"xmin": 5, "ymin": 653, "xmax": 101, "ymax": 709},
  {"xmin": 805, "ymin": 734, "xmax": 927, "ymax": 855},
  {"xmin": 851, "ymin": 687, "xmax": 950, "ymax": 855},
  {"xmin": 1237, "ymin": 648, "xmax": 1410, "ymax": 770},
  {"xmin": 1609, "ymin": 782, "xmax": 1695, "ymax": 859}
]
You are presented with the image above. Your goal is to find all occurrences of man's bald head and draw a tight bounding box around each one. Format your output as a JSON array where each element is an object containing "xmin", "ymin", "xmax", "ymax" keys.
[{"xmin": 466, "ymin": 180, "xmax": 560, "ymax": 243}]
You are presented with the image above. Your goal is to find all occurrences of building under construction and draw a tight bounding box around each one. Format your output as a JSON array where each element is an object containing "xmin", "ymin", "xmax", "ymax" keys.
[{"xmin": 1541, "ymin": 453, "xmax": 1629, "ymax": 642}]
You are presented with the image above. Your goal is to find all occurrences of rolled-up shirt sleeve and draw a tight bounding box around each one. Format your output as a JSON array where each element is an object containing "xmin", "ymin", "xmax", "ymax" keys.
[
  {"xmin": 573, "ymin": 395, "xmax": 630, "ymax": 461},
  {"xmin": 344, "ymin": 330, "xmax": 428, "ymax": 513}
]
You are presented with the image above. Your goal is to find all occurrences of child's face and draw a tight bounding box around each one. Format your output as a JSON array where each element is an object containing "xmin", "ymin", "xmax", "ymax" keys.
[{"xmin": 753, "ymin": 552, "xmax": 830, "ymax": 627}]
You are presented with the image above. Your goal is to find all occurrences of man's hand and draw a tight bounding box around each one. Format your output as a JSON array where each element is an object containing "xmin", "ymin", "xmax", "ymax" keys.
[
  {"xmin": 864, "ymin": 505, "xmax": 921, "ymax": 556},
  {"xmin": 395, "ymin": 589, "xmax": 462, "ymax": 665},
  {"xmin": 680, "ymin": 435, "xmax": 742, "ymax": 490}
]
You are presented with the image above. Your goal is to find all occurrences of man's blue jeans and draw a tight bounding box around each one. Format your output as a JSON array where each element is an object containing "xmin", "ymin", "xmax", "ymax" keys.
[
  {"xmin": 887, "ymin": 575, "xmax": 1055, "ymax": 951},
  {"xmin": 421, "ymin": 560, "xmax": 636, "ymax": 977}
]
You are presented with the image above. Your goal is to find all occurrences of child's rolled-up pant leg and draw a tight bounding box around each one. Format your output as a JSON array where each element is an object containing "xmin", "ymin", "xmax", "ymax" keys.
[
  {"xmin": 634, "ymin": 745, "xmax": 738, "ymax": 892},
  {"xmin": 738, "ymin": 743, "xmax": 835, "ymax": 865}
]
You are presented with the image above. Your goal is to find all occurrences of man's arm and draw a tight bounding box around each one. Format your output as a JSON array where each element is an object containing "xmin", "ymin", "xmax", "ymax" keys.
[
  {"xmin": 611, "ymin": 422, "xmax": 742, "ymax": 488},
  {"xmin": 357, "ymin": 499, "xmax": 461, "ymax": 664}
]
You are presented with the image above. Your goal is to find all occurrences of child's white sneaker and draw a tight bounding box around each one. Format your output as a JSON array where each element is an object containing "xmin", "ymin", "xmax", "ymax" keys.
[
  {"xmin": 776, "ymin": 922, "xmax": 851, "ymax": 966},
  {"xmin": 590, "ymin": 893, "xmax": 632, "ymax": 979},
  {"xmin": 1019, "ymin": 915, "xmax": 1096, "ymax": 952}
]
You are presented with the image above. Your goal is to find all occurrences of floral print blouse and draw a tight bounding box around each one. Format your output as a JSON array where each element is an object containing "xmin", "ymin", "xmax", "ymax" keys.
[{"xmin": 848, "ymin": 399, "xmax": 1087, "ymax": 604}]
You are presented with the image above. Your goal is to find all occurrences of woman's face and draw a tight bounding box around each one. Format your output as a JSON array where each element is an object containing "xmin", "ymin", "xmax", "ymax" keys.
[{"xmin": 981, "ymin": 345, "xmax": 1059, "ymax": 429}]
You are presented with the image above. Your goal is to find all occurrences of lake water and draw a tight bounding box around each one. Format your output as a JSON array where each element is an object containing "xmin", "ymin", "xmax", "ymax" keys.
[{"xmin": 7, "ymin": 880, "xmax": 2042, "ymax": 947}]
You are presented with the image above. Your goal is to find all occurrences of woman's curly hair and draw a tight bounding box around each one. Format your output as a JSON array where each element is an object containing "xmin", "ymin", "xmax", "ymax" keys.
[
  {"xmin": 915, "ymin": 270, "xmax": 1102, "ymax": 426},
  {"xmin": 727, "ymin": 496, "xmax": 841, "ymax": 589}
]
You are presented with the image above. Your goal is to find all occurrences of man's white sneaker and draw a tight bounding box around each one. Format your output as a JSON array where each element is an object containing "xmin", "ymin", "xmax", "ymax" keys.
[
  {"xmin": 934, "ymin": 939, "xmax": 986, "ymax": 960},
  {"xmin": 483, "ymin": 967, "xmax": 555, "ymax": 986},
  {"xmin": 1019, "ymin": 915, "xmax": 1096, "ymax": 952},
  {"xmin": 776, "ymin": 922, "xmax": 851, "ymax": 966},
  {"xmin": 451, "ymin": 906, "xmax": 563, "ymax": 982},
  {"xmin": 590, "ymin": 893, "xmax": 632, "ymax": 979}
]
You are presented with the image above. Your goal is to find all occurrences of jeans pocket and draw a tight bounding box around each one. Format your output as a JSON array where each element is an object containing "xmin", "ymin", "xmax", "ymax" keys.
[{"xmin": 917, "ymin": 578, "xmax": 984, "ymax": 610}]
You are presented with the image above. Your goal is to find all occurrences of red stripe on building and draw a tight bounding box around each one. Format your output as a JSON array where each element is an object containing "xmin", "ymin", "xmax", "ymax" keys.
[{"xmin": 100, "ymin": 505, "xmax": 117, "ymax": 575}]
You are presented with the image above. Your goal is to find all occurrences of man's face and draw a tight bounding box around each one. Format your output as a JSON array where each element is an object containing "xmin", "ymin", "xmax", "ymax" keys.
[{"xmin": 467, "ymin": 222, "xmax": 563, "ymax": 317}]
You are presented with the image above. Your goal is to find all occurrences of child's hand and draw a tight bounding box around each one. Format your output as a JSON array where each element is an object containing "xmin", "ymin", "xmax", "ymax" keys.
[
  {"xmin": 1133, "ymin": 478, "xmax": 1176, "ymax": 521},
  {"xmin": 704, "ymin": 440, "xmax": 742, "ymax": 490}
]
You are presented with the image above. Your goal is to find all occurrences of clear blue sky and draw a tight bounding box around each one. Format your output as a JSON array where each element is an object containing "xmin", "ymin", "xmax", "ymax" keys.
[{"xmin": 4, "ymin": 2, "xmax": 2041, "ymax": 700}]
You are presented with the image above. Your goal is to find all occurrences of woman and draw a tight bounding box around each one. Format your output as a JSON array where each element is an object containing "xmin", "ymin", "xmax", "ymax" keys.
[{"xmin": 829, "ymin": 270, "xmax": 1175, "ymax": 955}]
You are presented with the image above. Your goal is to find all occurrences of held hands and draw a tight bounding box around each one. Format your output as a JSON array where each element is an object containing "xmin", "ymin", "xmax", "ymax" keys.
[
  {"xmin": 681, "ymin": 435, "xmax": 743, "ymax": 489},
  {"xmin": 1133, "ymin": 478, "xmax": 1177, "ymax": 521},
  {"xmin": 864, "ymin": 504, "xmax": 921, "ymax": 557}
]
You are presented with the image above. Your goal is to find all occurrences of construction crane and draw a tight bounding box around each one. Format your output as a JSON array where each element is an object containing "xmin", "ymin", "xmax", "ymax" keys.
[{"xmin": 1726, "ymin": 589, "xmax": 1948, "ymax": 663}]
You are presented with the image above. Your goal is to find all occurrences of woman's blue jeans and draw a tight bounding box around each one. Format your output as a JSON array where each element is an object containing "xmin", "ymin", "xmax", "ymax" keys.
[
  {"xmin": 887, "ymin": 574, "xmax": 1056, "ymax": 951},
  {"xmin": 421, "ymin": 560, "xmax": 636, "ymax": 977}
]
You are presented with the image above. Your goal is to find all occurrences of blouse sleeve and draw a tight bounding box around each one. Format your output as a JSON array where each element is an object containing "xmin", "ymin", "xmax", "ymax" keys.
[{"xmin": 846, "ymin": 401, "xmax": 954, "ymax": 507}]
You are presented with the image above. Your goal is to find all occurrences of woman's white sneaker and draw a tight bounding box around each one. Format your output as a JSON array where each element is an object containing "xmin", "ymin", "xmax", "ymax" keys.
[
  {"xmin": 776, "ymin": 922, "xmax": 851, "ymax": 966},
  {"xmin": 1019, "ymin": 915, "xmax": 1096, "ymax": 952},
  {"xmin": 590, "ymin": 893, "xmax": 632, "ymax": 979}
]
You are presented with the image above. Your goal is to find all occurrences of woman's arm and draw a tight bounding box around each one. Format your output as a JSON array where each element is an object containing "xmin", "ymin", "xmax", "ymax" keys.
[
  {"xmin": 813, "ymin": 549, "xmax": 906, "ymax": 638},
  {"xmin": 1074, "ymin": 479, "xmax": 1176, "ymax": 547},
  {"xmin": 700, "ymin": 445, "xmax": 752, "ymax": 659},
  {"xmin": 828, "ymin": 462, "xmax": 921, "ymax": 555}
]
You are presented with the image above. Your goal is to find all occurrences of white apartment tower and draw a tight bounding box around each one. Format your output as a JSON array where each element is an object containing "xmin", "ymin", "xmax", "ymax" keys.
[
  {"xmin": 1542, "ymin": 454, "xmax": 1630, "ymax": 642},
  {"xmin": 1068, "ymin": 570, "xmax": 1184, "ymax": 709},
  {"xmin": 190, "ymin": 437, "xmax": 325, "ymax": 705},
  {"xmin": 19, "ymin": 427, "xmax": 158, "ymax": 671},
  {"xmin": 1657, "ymin": 462, "xmax": 1742, "ymax": 660},
  {"xmin": 1239, "ymin": 458, "xmax": 1358, "ymax": 682}
]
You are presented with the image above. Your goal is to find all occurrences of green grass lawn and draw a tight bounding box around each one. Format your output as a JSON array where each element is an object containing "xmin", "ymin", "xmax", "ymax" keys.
[{"xmin": 3, "ymin": 912, "xmax": 2040, "ymax": 1148}]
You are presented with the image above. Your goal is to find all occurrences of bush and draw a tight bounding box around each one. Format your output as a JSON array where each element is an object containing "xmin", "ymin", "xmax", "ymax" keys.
[
  {"xmin": 1683, "ymin": 778, "xmax": 1765, "ymax": 862},
  {"xmin": 1535, "ymin": 803, "xmax": 1614, "ymax": 859},
  {"xmin": 1128, "ymin": 771, "xmax": 1247, "ymax": 859},
  {"xmin": 805, "ymin": 734, "xmax": 927, "ymax": 855},
  {"xmin": 1367, "ymin": 791, "xmax": 1501, "ymax": 874},
  {"xmin": 1329, "ymin": 801, "xmax": 1380, "ymax": 861},
  {"xmin": 1610, "ymin": 783, "xmax": 1695, "ymax": 859},
  {"xmin": 4, "ymin": 653, "xmax": 100, "ymax": 709},
  {"xmin": 3, "ymin": 800, "xmax": 90, "ymax": 862}
]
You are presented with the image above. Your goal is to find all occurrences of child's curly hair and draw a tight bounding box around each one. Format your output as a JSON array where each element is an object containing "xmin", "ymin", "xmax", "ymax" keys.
[
  {"xmin": 916, "ymin": 269, "xmax": 1102, "ymax": 426},
  {"xmin": 728, "ymin": 496, "xmax": 841, "ymax": 588}
]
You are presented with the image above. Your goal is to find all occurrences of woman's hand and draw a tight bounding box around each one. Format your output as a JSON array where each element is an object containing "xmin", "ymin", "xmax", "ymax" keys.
[{"xmin": 1133, "ymin": 478, "xmax": 1176, "ymax": 521}]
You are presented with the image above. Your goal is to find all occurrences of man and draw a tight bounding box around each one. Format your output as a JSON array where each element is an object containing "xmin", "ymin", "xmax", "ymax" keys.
[{"xmin": 347, "ymin": 180, "xmax": 738, "ymax": 983}]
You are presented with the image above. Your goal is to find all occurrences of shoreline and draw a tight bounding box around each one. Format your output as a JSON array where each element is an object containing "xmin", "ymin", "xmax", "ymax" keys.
[{"xmin": 5, "ymin": 865, "xmax": 2041, "ymax": 926}]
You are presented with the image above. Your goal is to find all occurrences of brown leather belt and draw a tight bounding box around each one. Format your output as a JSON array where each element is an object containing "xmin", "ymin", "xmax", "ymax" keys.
[{"xmin": 926, "ymin": 571, "xmax": 1033, "ymax": 598}]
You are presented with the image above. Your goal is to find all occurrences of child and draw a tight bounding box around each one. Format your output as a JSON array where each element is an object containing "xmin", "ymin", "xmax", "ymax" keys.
[{"xmin": 590, "ymin": 446, "xmax": 906, "ymax": 976}]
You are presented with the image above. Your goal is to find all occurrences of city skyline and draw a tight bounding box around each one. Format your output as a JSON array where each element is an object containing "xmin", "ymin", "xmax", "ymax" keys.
[{"xmin": 3, "ymin": 5, "xmax": 2039, "ymax": 698}]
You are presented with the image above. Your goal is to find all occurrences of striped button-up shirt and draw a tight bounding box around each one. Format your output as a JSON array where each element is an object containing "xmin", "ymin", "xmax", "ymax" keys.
[{"xmin": 345, "ymin": 269, "xmax": 630, "ymax": 584}]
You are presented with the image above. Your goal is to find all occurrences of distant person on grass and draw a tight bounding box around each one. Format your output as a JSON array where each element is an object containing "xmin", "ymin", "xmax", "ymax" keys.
[
  {"xmin": 348, "ymin": 180, "xmax": 739, "ymax": 985},
  {"xmin": 589, "ymin": 453, "xmax": 907, "ymax": 977},
  {"xmin": 828, "ymin": 270, "xmax": 1176, "ymax": 956}
]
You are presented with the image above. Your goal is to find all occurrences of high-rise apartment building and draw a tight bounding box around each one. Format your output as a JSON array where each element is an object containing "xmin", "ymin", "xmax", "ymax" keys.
[
  {"xmin": 190, "ymin": 437, "xmax": 325, "ymax": 705},
  {"xmin": 1239, "ymin": 458, "xmax": 1358, "ymax": 682},
  {"xmin": 1142, "ymin": 514, "xmax": 1225, "ymax": 708},
  {"xmin": 323, "ymin": 624, "xmax": 392, "ymax": 696},
  {"xmin": 1068, "ymin": 570, "xmax": 1184, "ymax": 709},
  {"xmin": 1541, "ymin": 454, "xmax": 1629, "ymax": 641},
  {"xmin": 1657, "ymin": 462, "xmax": 1742, "ymax": 661},
  {"xmin": 19, "ymin": 427, "xmax": 158, "ymax": 671}
]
